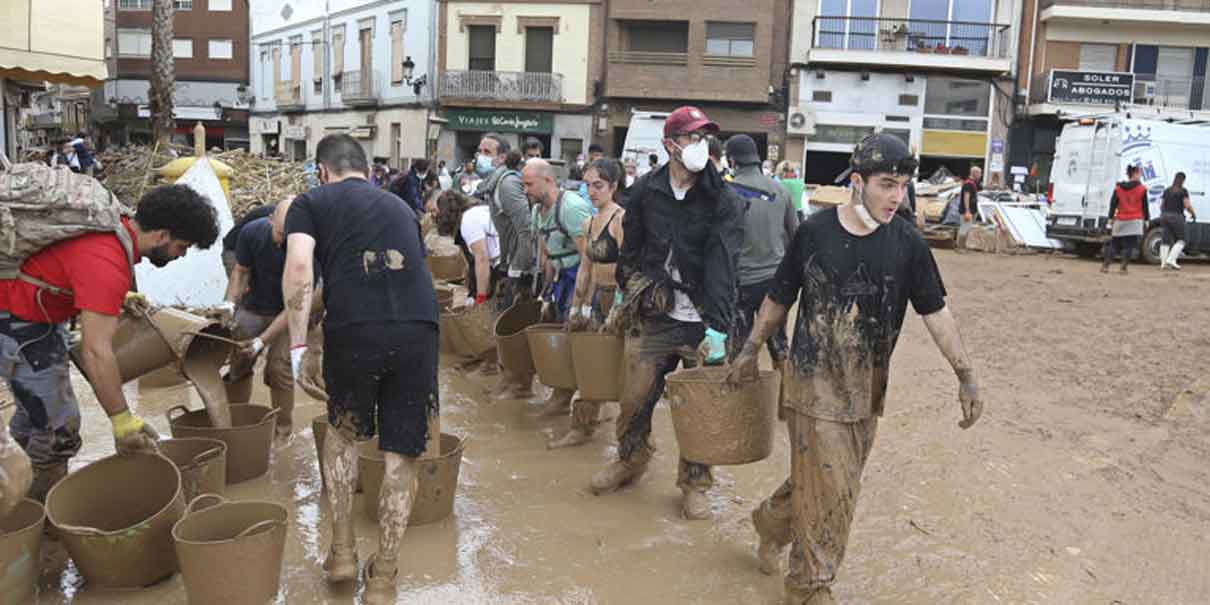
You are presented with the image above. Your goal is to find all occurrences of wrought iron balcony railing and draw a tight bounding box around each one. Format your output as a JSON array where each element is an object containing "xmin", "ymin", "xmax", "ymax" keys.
[
  {"xmin": 439, "ymin": 70, "xmax": 564, "ymax": 103},
  {"xmin": 811, "ymin": 17, "xmax": 1011, "ymax": 59}
]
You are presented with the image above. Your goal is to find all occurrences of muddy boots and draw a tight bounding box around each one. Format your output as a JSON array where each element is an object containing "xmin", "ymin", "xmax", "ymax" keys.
[
  {"xmin": 362, "ymin": 554, "xmax": 398, "ymax": 605},
  {"xmin": 548, "ymin": 399, "xmax": 600, "ymax": 449},
  {"xmin": 27, "ymin": 461, "xmax": 67, "ymax": 503},
  {"xmin": 681, "ymin": 488, "xmax": 711, "ymax": 520},
  {"xmin": 270, "ymin": 386, "xmax": 295, "ymax": 447},
  {"xmin": 786, "ymin": 588, "xmax": 837, "ymax": 605},
  {"xmin": 1167, "ymin": 241, "xmax": 1186, "ymax": 270},
  {"xmin": 539, "ymin": 387, "xmax": 575, "ymax": 417},
  {"xmin": 590, "ymin": 459, "xmax": 647, "ymax": 495}
]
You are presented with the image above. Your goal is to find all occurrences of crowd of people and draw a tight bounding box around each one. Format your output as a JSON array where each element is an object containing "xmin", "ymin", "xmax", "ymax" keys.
[{"xmin": 0, "ymin": 106, "xmax": 985, "ymax": 605}]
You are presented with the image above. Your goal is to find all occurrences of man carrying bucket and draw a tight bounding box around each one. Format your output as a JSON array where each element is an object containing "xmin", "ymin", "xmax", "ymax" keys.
[
  {"xmin": 283, "ymin": 134, "xmax": 439, "ymax": 604},
  {"xmin": 0, "ymin": 183, "xmax": 219, "ymax": 502},
  {"xmin": 728, "ymin": 133, "xmax": 984, "ymax": 605},
  {"xmin": 594, "ymin": 106, "xmax": 744, "ymax": 520}
]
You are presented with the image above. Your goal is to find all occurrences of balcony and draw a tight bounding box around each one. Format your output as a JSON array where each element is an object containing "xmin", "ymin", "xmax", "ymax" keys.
[
  {"xmin": 274, "ymin": 81, "xmax": 304, "ymax": 112},
  {"xmin": 340, "ymin": 71, "xmax": 380, "ymax": 107},
  {"xmin": 807, "ymin": 17, "xmax": 1012, "ymax": 75},
  {"xmin": 1030, "ymin": 71, "xmax": 1210, "ymax": 113},
  {"xmin": 26, "ymin": 112, "xmax": 62, "ymax": 129},
  {"xmin": 1040, "ymin": 0, "xmax": 1210, "ymax": 23},
  {"xmin": 439, "ymin": 70, "xmax": 564, "ymax": 104}
]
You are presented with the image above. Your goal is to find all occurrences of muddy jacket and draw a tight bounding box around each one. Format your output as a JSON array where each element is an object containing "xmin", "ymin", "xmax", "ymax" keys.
[
  {"xmin": 476, "ymin": 165, "xmax": 536, "ymax": 275},
  {"xmin": 617, "ymin": 162, "xmax": 744, "ymax": 333}
]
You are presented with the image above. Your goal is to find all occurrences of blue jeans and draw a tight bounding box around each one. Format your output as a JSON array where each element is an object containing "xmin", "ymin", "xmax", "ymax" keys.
[{"xmin": 548, "ymin": 264, "xmax": 580, "ymax": 322}]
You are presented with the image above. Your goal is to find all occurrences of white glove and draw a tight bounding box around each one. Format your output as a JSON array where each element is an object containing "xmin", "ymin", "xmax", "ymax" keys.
[
  {"xmin": 464, "ymin": 296, "xmax": 475, "ymax": 308},
  {"xmin": 247, "ymin": 337, "xmax": 265, "ymax": 356},
  {"xmin": 215, "ymin": 301, "xmax": 236, "ymax": 315},
  {"xmin": 579, "ymin": 304, "xmax": 593, "ymax": 318},
  {"xmin": 507, "ymin": 268, "xmax": 522, "ymax": 278},
  {"xmin": 290, "ymin": 346, "xmax": 307, "ymax": 381}
]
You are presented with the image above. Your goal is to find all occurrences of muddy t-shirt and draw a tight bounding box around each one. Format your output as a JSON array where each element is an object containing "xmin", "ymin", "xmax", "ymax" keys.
[
  {"xmin": 285, "ymin": 178, "xmax": 438, "ymax": 330},
  {"xmin": 769, "ymin": 207, "xmax": 947, "ymax": 422}
]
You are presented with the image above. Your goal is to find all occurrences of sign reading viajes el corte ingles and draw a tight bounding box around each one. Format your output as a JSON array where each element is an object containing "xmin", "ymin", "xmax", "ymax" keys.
[{"xmin": 446, "ymin": 109, "xmax": 554, "ymax": 134}]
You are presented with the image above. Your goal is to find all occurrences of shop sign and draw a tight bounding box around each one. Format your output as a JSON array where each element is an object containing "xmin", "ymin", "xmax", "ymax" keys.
[
  {"xmin": 1048, "ymin": 70, "xmax": 1134, "ymax": 105},
  {"xmin": 350, "ymin": 126, "xmax": 375, "ymax": 139},
  {"xmin": 250, "ymin": 118, "xmax": 280, "ymax": 134},
  {"xmin": 283, "ymin": 125, "xmax": 307, "ymax": 140},
  {"xmin": 445, "ymin": 109, "xmax": 553, "ymax": 134}
]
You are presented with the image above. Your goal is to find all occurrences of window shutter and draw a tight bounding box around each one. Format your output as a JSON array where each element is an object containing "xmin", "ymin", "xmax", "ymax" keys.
[
  {"xmin": 332, "ymin": 30, "xmax": 344, "ymax": 75},
  {"xmin": 391, "ymin": 22, "xmax": 403, "ymax": 83}
]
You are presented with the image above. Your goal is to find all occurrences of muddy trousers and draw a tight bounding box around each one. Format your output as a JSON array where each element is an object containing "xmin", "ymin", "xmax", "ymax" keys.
[
  {"xmin": 614, "ymin": 316, "xmax": 712, "ymax": 491},
  {"xmin": 0, "ymin": 312, "xmax": 81, "ymax": 502},
  {"xmin": 752, "ymin": 411, "xmax": 879, "ymax": 603},
  {"xmin": 226, "ymin": 309, "xmax": 294, "ymax": 433}
]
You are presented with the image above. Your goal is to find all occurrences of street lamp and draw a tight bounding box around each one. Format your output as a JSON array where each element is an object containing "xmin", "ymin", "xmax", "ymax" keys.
[{"xmin": 402, "ymin": 56, "xmax": 427, "ymax": 95}]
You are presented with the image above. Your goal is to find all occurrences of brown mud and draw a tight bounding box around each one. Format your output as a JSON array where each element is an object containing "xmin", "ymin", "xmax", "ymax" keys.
[{"xmin": 10, "ymin": 251, "xmax": 1210, "ymax": 603}]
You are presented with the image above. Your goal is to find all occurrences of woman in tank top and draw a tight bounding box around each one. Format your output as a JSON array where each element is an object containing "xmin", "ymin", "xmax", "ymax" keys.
[{"xmin": 547, "ymin": 159, "xmax": 626, "ymax": 450}]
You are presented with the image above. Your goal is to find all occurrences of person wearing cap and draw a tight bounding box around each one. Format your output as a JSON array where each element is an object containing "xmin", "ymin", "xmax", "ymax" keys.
[
  {"xmin": 725, "ymin": 135, "xmax": 798, "ymax": 365},
  {"xmin": 594, "ymin": 106, "xmax": 744, "ymax": 520},
  {"xmin": 728, "ymin": 132, "xmax": 984, "ymax": 604}
]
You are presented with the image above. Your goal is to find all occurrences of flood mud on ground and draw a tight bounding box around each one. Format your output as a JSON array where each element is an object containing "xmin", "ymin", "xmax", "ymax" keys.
[{"xmin": 11, "ymin": 251, "xmax": 1210, "ymax": 604}]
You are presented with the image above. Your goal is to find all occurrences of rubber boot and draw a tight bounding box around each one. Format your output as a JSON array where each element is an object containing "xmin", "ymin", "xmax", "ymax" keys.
[
  {"xmin": 496, "ymin": 371, "xmax": 536, "ymax": 400},
  {"xmin": 681, "ymin": 487, "xmax": 712, "ymax": 520},
  {"xmin": 270, "ymin": 386, "xmax": 295, "ymax": 448},
  {"xmin": 752, "ymin": 509, "xmax": 783, "ymax": 575},
  {"xmin": 1160, "ymin": 244, "xmax": 1171, "ymax": 270},
  {"xmin": 548, "ymin": 399, "xmax": 599, "ymax": 449},
  {"xmin": 795, "ymin": 587, "xmax": 836, "ymax": 605},
  {"xmin": 590, "ymin": 459, "xmax": 646, "ymax": 495},
  {"xmin": 362, "ymin": 554, "xmax": 398, "ymax": 605},
  {"xmin": 1120, "ymin": 251, "xmax": 1131, "ymax": 273},
  {"xmin": 1169, "ymin": 241, "xmax": 1186, "ymax": 270},
  {"xmin": 538, "ymin": 388, "xmax": 574, "ymax": 417},
  {"xmin": 27, "ymin": 461, "xmax": 67, "ymax": 503},
  {"xmin": 323, "ymin": 543, "xmax": 358, "ymax": 583}
]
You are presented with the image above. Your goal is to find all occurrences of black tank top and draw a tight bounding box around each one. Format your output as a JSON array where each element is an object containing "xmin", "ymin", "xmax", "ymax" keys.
[{"xmin": 587, "ymin": 212, "xmax": 620, "ymax": 264}]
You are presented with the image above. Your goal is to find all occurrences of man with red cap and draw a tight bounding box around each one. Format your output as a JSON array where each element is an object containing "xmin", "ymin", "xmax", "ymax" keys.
[{"xmin": 595, "ymin": 106, "xmax": 744, "ymax": 520}]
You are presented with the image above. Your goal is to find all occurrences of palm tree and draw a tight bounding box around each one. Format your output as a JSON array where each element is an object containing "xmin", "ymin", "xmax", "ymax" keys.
[{"xmin": 148, "ymin": 0, "xmax": 175, "ymax": 147}]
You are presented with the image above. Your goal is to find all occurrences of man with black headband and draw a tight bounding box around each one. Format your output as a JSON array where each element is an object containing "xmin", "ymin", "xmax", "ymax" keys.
[{"xmin": 728, "ymin": 132, "xmax": 984, "ymax": 604}]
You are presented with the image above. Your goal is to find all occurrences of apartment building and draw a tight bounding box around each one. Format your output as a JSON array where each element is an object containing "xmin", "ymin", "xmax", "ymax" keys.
[
  {"xmin": 1011, "ymin": 0, "xmax": 1210, "ymax": 186},
  {"xmin": 599, "ymin": 0, "xmax": 793, "ymax": 163},
  {"xmin": 435, "ymin": 0, "xmax": 604, "ymax": 164},
  {"xmin": 248, "ymin": 0, "xmax": 435, "ymax": 165},
  {"xmin": 788, "ymin": 0, "xmax": 1019, "ymax": 184},
  {"xmin": 92, "ymin": 0, "xmax": 251, "ymax": 149}
]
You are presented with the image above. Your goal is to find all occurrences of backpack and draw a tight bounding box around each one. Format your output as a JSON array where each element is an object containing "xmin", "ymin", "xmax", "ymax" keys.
[{"xmin": 0, "ymin": 162, "xmax": 135, "ymax": 296}]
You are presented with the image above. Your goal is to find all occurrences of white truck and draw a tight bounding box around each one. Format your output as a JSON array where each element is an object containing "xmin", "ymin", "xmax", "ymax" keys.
[
  {"xmin": 1046, "ymin": 114, "xmax": 1210, "ymax": 262},
  {"xmin": 621, "ymin": 110, "xmax": 669, "ymax": 175}
]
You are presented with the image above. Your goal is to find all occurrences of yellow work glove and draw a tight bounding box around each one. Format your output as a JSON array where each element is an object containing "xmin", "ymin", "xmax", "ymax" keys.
[{"xmin": 110, "ymin": 410, "xmax": 160, "ymax": 455}]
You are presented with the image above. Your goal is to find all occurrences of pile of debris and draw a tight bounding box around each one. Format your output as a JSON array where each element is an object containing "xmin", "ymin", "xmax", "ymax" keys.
[{"xmin": 96, "ymin": 145, "xmax": 310, "ymax": 219}]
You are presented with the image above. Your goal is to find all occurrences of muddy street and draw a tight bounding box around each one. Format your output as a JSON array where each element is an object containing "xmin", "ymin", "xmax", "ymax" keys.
[{"xmin": 22, "ymin": 251, "xmax": 1210, "ymax": 604}]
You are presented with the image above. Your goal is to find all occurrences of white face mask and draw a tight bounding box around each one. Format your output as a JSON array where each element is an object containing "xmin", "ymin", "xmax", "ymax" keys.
[
  {"xmin": 676, "ymin": 140, "xmax": 710, "ymax": 173},
  {"xmin": 625, "ymin": 174, "xmax": 636, "ymax": 187},
  {"xmin": 851, "ymin": 186, "xmax": 882, "ymax": 231}
]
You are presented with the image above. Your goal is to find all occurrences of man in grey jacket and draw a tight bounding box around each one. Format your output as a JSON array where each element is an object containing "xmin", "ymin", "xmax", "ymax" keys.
[
  {"xmin": 725, "ymin": 135, "xmax": 798, "ymax": 362},
  {"xmin": 473, "ymin": 134, "xmax": 538, "ymax": 396}
]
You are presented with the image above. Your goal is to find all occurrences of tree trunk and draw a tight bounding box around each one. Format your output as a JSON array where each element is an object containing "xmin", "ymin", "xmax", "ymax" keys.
[{"xmin": 148, "ymin": 0, "xmax": 175, "ymax": 148}]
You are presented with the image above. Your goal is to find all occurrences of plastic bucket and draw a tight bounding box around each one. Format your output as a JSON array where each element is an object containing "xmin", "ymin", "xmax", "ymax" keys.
[
  {"xmin": 167, "ymin": 404, "xmax": 280, "ymax": 484},
  {"xmin": 159, "ymin": 438, "xmax": 228, "ymax": 502},
  {"xmin": 102, "ymin": 307, "xmax": 222, "ymax": 383},
  {"xmin": 665, "ymin": 367, "xmax": 780, "ymax": 466},
  {"xmin": 45, "ymin": 454, "xmax": 185, "ymax": 588},
  {"xmin": 0, "ymin": 498, "xmax": 44, "ymax": 603},
  {"xmin": 526, "ymin": 324, "xmax": 577, "ymax": 390},
  {"xmin": 452, "ymin": 303, "xmax": 496, "ymax": 358},
  {"xmin": 172, "ymin": 494, "xmax": 288, "ymax": 605},
  {"xmin": 495, "ymin": 300, "xmax": 542, "ymax": 378},
  {"xmin": 427, "ymin": 253, "xmax": 467, "ymax": 282},
  {"xmin": 441, "ymin": 308, "xmax": 477, "ymax": 358},
  {"xmin": 570, "ymin": 332, "xmax": 625, "ymax": 401},
  {"xmin": 358, "ymin": 433, "xmax": 466, "ymax": 526},
  {"xmin": 435, "ymin": 284, "xmax": 456, "ymax": 311}
]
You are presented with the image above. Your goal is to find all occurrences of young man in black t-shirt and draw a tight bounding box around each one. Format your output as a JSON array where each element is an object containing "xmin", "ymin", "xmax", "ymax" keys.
[
  {"xmin": 729, "ymin": 133, "xmax": 985, "ymax": 605},
  {"xmin": 283, "ymin": 134, "xmax": 440, "ymax": 604}
]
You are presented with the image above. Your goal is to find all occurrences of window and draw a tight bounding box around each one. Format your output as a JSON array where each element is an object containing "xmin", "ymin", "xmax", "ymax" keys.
[
  {"xmin": 1079, "ymin": 43, "xmax": 1117, "ymax": 71},
  {"xmin": 525, "ymin": 27, "xmax": 554, "ymax": 73},
  {"xmin": 705, "ymin": 22, "xmax": 754, "ymax": 57},
  {"xmin": 390, "ymin": 18, "xmax": 405, "ymax": 84},
  {"xmin": 898, "ymin": 94, "xmax": 919, "ymax": 105},
  {"xmin": 289, "ymin": 36, "xmax": 302, "ymax": 83},
  {"xmin": 117, "ymin": 0, "xmax": 151, "ymax": 9},
  {"xmin": 117, "ymin": 29, "xmax": 152, "ymax": 57},
  {"xmin": 172, "ymin": 38, "xmax": 193, "ymax": 58},
  {"xmin": 468, "ymin": 25, "xmax": 496, "ymax": 71},
  {"xmin": 818, "ymin": 0, "xmax": 877, "ymax": 50},
  {"xmin": 924, "ymin": 76, "xmax": 990, "ymax": 131},
  {"xmin": 812, "ymin": 124, "xmax": 876, "ymax": 144},
  {"xmin": 209, "ymin": 38, "xmax": 233, "ymax": 59},
  {"xmin": 174, "ymin": 0, "xmax": 192, "ymax": 10},
  {"xmin": 908, "ymin": 0, "xmax": 992, "ymax": 55},
  {"xmin": 331, "ymin": 25, "xmax": 345, "ymax": 77},
  {"xmin": 312, "ymin": 31, "xmax": 324, "ymax": 82},
  {"xmin": 812, "ymin": 90, "xmax": 833, "ymax": 102},
  {"xmin": 625, "ymin": 21, "xmax": 688, "ymax": 53},
  {"xmin": 209, "ymin": 0, "xmax": 232, "ymax": 10}
]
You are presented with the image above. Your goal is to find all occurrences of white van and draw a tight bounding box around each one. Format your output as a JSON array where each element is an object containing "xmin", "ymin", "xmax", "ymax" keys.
[
  {"xmin": 1046, "ymin": 114, "xmax": 1210, "ymax": 262},
  {"xmin": 621, "ymin": 111, "xmax": 669, "ymax": 175}
]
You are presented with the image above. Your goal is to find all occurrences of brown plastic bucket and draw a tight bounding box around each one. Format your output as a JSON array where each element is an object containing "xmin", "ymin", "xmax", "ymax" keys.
[
  {"xmin": 358, "ymin": 433, "xmax": 466, "ymax": 526},
  {"xmin": 167, "ymin": 404, "xmax": 280, "ymax": 484},
  {"xmin": 159, "ymin": 438, "xmax": 228, "ymax": 502},
  {"xmin": 172, "ymin": 494, "xmax": 288, "ymax": 605},
  {"xmin": 45, "ymin": 453, "xmax": 185, "ymax": 588},
  {"xmin": 441, "ymin": 308, "xmax": 477, "ymax": 357},
  {"xmin": 435, "ymin": 284, "xmax": 456, "ymax": 311},
  {"xmin": 0, "ymin": 498, "xmax": 44, "ymax": 603},
  {"xmin": 495, "ymin": 300, "xmax": 542, "ymax": 378},
  {"xmin": 103, "ymin": 307, "xmax": 221, "ymax": 383},
  {"xmin": 665, "ymin": 367, "xmax": 781, "ymax": 466},
  {"xmin": 526, "ymin": 324, "xmax": 577, "ymax": 390},
  {"xmin": 570, "ymin": 332, "xmax": 625, "ymax": 401},
  {"xmin": 452, "ymin": 303, "xmax": 496, "ymax": 357},
  {"xmin": 139, "ymin": 366, "xmax": 189, "ymax": 389},
  {"xmin": 427, "ymin": 253, "xmax": 467, "ymax": 282}
]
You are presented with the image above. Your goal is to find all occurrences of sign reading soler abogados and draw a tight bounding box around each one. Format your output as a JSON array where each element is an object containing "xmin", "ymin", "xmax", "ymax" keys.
[
  {"xmin": 1048, "ymin": 70, "xmax": 1135, "ymax": 106},
  {"xmin": 445, "ymin": 109, "xmax": 554, "ymax": 134}
]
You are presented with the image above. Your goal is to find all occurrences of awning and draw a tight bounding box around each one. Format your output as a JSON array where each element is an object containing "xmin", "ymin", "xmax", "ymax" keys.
[{"xmin": 0, "ymin": 0, "xmax": 107, "ymax": 88}]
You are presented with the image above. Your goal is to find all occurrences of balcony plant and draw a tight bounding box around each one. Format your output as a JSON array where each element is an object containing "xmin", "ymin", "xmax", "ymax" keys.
[{"xmin": 952, "ymin": 46, "xmax": 970, "ymax": 56}]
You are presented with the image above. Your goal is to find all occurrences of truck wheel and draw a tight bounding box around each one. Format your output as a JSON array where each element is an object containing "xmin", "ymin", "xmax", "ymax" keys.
[{"xmin": 1142, "ymin": 227, "xmax": 1165, "ymax": 265}]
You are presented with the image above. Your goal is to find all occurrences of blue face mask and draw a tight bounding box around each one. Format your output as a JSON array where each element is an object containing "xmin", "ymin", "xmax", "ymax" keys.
[{"xmin": 475, "ymin": 154, "xmax": 495, "ymax": 177}]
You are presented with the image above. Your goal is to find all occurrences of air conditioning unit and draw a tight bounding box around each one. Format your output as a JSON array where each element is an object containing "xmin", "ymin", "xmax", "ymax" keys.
[{"xmin": 786, "ymin": 106, "xmax": 815, "ymax": 136}]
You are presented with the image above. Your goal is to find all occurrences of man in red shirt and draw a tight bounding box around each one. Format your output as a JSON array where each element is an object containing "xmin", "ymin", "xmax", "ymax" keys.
[{"xmin": 0, "ymin": 184, "xmax": 220, "ymax": 501}]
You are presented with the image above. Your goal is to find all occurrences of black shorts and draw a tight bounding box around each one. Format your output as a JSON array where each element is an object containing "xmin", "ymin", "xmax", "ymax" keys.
[
  {"xmin": 323, "ymin": 321, "xmax": 439, "ymax": 457},
  {"xmin": 1159, "ymin": 212, "xmax": 1187, "ymax": 244}
]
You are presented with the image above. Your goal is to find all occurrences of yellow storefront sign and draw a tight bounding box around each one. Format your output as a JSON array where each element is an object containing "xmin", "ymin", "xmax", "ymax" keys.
[{"xmin": 921, "ymin": 130, "xmax": 987, "ymax": 158}]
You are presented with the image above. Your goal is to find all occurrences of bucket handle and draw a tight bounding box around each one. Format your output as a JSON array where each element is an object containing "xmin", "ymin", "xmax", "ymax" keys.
[
  {"xmin": 234, "ymin": 518, "xmax": 285, "ymax": 540},
  {"xmin": 260, "ymin": 407, "xmax": 282, "ymax": 425},
  {"xmin": 166, "ymin": 404, "xmax": 191, "ymax": 424},
  {"xmin": 185, "ymin": 493, "xmax": 227, "ymax": 516},
  {"xmin": 55, "ymin": 523, "xmax": 107, "ymax": 537},
  {"xmin": 192, "ymin": 445, "xmax": 225, "ymax": 466}
]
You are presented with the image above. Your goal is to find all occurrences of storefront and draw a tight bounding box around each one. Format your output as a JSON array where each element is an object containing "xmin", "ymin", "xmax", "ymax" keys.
[{"xmin": 435, "ymin": 108, "xmax": 592, "ymax": 164}]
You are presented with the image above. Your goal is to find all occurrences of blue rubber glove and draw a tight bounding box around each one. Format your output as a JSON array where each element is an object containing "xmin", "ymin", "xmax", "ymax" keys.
[
  {"xmin": 701, "ymin": 328, "xmax": 727, "ymax": 365},
  {"xmin": 613, "ymin": 289, "xmax": 624, "ymax": 307}
]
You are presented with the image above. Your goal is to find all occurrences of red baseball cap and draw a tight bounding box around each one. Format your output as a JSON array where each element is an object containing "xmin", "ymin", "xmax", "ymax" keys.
[{"xmin": 663, "ymin": 106, "xmax": 719, "ymax": 139}]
